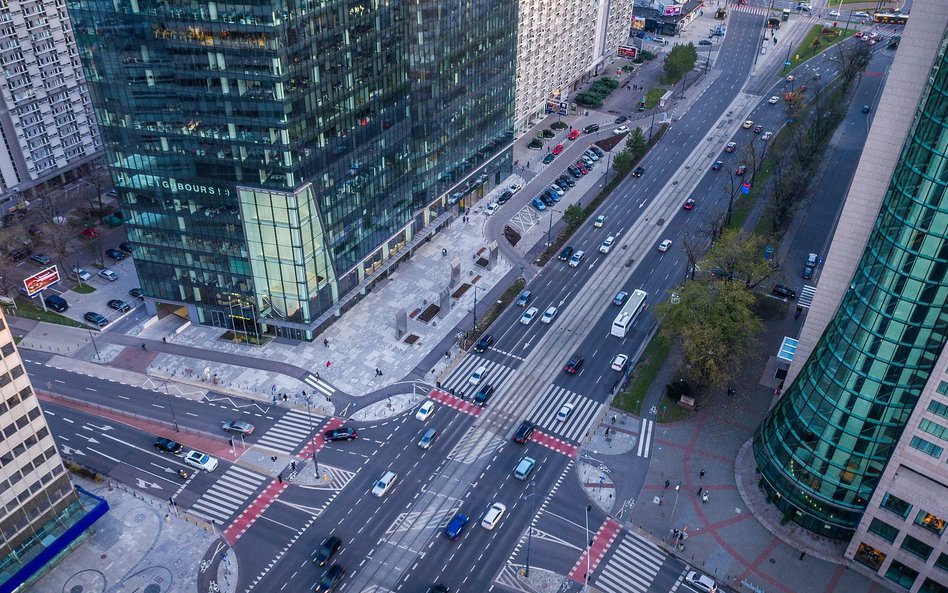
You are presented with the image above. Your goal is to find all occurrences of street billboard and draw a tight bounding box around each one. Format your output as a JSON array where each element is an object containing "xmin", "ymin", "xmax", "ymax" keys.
[
  {"xmin": 663, "ymin": 4, "xmax": 683, "ymax": 16},
  {"xmin": 545, "ymin": 99, "xmax": 568, "ymax": 116},
  {"xmin": 632, "ymin": 16, "xmax": 646, "ymax": 30},
  {"xmin": 617, "ymin": 46, "xmax": 638, "ymax": 59},
  {"xmin": 23, "ymin": 266, "xmax": 60, "ymax": 297}
]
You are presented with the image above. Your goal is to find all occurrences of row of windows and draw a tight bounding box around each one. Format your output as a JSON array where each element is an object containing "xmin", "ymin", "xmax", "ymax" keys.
[
  {"xmin": 0, "ymin": 463, "xmax": 67, "ymax": 537},
  {"xmin": 910, "ymin": 435, "xmax": 944, "ymax": 458}
]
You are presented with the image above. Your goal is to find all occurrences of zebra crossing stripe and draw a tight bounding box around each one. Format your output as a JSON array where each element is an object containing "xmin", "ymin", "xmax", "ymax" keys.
[
  {"xmin": 188, "ymin": 466, "xmax": 268, "ymax": 524},
  {"xmin": 594, "ymin": 533, "xmax": 665, "ymax": 593},
  {"xmin": 636, "ymin": 419, "xmax": 653, "ymax": 458},
  {"xmin": 303, "ymin": 374, "xmax": 335, "ymax": 396},
  {"xmin": 530, "ymin": 386, "xmax": 603, "ymax": 443}
]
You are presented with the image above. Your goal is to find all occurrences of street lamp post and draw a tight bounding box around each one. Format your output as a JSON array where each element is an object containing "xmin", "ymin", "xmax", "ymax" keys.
[
  {"xmin": 88, "ymin": 329, "xmax": 101, "ymax": 361},
  {"xmin": 162, "ymin": 372, "xmax": 179, "ymax": 432},
  {"xmin": 522, "ymin": 480, "xmax": 538, "ymax": 577},
  {"xmin": 472, "ymin": 284, "xmax": 481, "ymax": 334},
  {"xmin": 584, "ymin": 504, "xmax": 592, "ymax": 590},
  {"xmin": 305, "ymin": 394, "xmax": 318, "ymax": 476}
]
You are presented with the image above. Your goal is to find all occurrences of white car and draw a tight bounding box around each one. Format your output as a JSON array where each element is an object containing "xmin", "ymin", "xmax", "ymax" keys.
[
  {"xmin": 484, "ymin": 202, "xmax": 497, "ymax": 216},
  {"xmin": 854, "ymin": 11, "xmax": 869, "ymax": 18},
  {"xmin": 569, "ymin": 250, "xmax": 585, "ymax": 268},
  {"xmin": 613, "ymin": 125, "xmax": 630, "ymax": 135},
  {"xmin": 184, "ymin": 450, "xmax": 219, "ymax": 472},
  {"xmin": 481, "ymin": 502, "xmax": 507, "ymax": 530},
  {"xmin": 550, "ymin": 185, "xmax": 565, "ymax": 196},
  {"xmin": 372, "ymin": 470, "xmax": 397, "ymax": 497},
  {"xmin": 469, "ymin": 366, "xmax": 487, "ymax": 385},
  {"xmin": 599, "ymin": 235, "xmax": 615, "ymax": 254},
  {"xmin": 685, "ymin": 571, "xmax": 718, "ymax": 592},
  {"xmin": 72, "ymin": 267, "xmax": 92, "ymax": 281},
  {"xmin": 541, "ymin": 306, "xmax": 557, "ymax": 324},
  {"xmin": 509, "ymin": 181, "xmax": 523, "ymax": 193},
  {"xmin": 594, "ymin": 215, "xmax": 605, "ymax": 228},
  {"xmin": 762, "ymin": 131, "xmax": 773, "ymax": 141},
  {"xmin": 742, "ymin": 119, "xmax": 753, "ymax": 129},
  {"xmin": 829, "ymin": 10, "xmax": 840, "ymax": 17},
  {"xmin": 658, "ymin": 239, "xmax": 673, "ymax": 252},
  {"xmin": 416, "ymin": 400, "xmax": 435, "ymax": 421},
  {"xmin": 556, "ymin": 402, "xmax": 575, "ymax": 421},
  {"xmin": 768, "ymin": 96, "xmax": 779, "ymax": 104},
  {"xmin": 520, "ymin": 306, "xmax": 539, "ymax": 325},
  {"xmin": 611, "ymin": 354, "xmax": 629, "ymax": 371},
  {"xmin": 786, "ymin": 75, "xmax": 795, "ymax": 82},
  {"xmin": 98, "ymin": 269, "xmax": 119, "ymax": 282}
]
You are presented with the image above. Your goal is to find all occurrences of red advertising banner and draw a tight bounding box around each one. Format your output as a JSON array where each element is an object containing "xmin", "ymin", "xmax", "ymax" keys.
[
  {"xmin": 23, "ymin": 266, "xmax": 60, "ymax": 297},
  {"xmin": 617, "ymin": 46, "xmax": 638, "ymax": 59}
]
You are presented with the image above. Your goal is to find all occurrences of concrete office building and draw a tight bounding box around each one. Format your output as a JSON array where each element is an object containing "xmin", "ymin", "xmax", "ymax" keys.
[
  {"xmin": 0, "ymin": 308, "xmax": 108, "ymax": 592},
  {"xmin": 515, "ymin": 0, "xmax": 635, "ymax": 132},
  {"xmin": 0, "ymin": 0, "xmax": 101, "ymax": 214},
  {"xmin": 753, "ymin": 2, "xmax": 948, "ymax": 591},
  {"xmin": 66, "ymin": 0, "xmax": 516, "ymax": 341}
]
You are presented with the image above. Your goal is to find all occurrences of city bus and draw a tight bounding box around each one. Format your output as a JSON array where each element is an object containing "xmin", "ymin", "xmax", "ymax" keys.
[
  {"xmin": 611, "ymin": 289, "xmax": 648, "ymax": 338},
  {"xmin": 873, "ymin": 13, "xmax": 907, "ymax": 26}
]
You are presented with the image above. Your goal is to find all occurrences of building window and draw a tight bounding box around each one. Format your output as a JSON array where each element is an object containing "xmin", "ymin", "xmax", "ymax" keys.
[
  {"xmin": 868, "ymin": 518, "xmax": 900, "ymax": 542},
  {"xmin": 0, "ymin": 342, "xmax": 13, "ymax": 357},
  {"xmin": 938, "ymin": 381, "xmax": 948, "ymax": 395},
  {"xmin": 919, "ymin": 577, "xmax": 948, "ymax": 593},
  {"xmin": 936, "ymin": 553, "xmax": 948, "ymax": 573},
  {"xmin": 855, "ymin": 542, "xmax": 886, "ymax": 571},
  {"xmin": 901, "ymin": 535, "xmax": 934, "ymax": 561},
  {"xmin": 915, "ymin": 510, "xmax": 947, "ymax": 535},
  {"xmin": 885, "ymin": 560, "xmax": 919, "ymax": 589},
  {"xmin": 881, "ymin": 493, "xmax": 913, "ymax": 518},
  {"xmin": 930, "ymin": 399, "xmax": 948, "ymax": 420},
  {"xmin": 920, "ymin": 419, "xmax": 948, "ymax": 441},
  {"xmin": 910, "ymin": 436, "xmax": 944, "ymax": 458}
]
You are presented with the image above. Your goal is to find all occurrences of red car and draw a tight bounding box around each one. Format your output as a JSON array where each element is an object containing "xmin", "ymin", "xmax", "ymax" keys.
[
  {"xmin": 683, "ymin": 198, "xmax": 696, "ymax": 210},
  {"xmin": 568, "ymin": 129, "xmax": 580, "ymax": 140},
  {"xmin": 80, "ymin": 227, "xmax": 99, "ymax": 239},
  {"xmin": 552, "ymin": 144, "xmax": 564, "ymax": 155},
  {"xmin": 735, "ymin": 165, "xmax": 747, "ymax": 176}
]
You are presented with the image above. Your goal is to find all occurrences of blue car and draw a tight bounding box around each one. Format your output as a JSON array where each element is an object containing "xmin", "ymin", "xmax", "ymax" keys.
[
  {"xmin": 445, "ymin": 513, "xmax": 469, "ymax": 540},
  {"xmin": 546, "ymin": 189, "xmax": 560, "ymax": 203},
  {"xmin": 532, "ymin": 197, "xmax": 547, "ymax": 211}
]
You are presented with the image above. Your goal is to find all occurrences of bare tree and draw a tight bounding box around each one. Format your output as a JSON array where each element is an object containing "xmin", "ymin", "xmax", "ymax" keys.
[
  {"xmin": 85, "ymin": 167, "xmax": 114, "ymax": 219},
  {"xmin": 0, "ymin": 256, "xmax": 21, "ymax": 296},
  {"xmin": 826, "ymin": 40, "xmax": 872, "ymax": 88}
]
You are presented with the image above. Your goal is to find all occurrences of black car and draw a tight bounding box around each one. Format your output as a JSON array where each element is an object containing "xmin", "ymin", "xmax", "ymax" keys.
[
  {"xmin": 474, "ymin": 384, "xmax": 495, "ymax": 406},
  {"xmin": 426, "ymin": 586, "xmax": 450, "ymax": 593},
  {"xmin": 119, "ymin": 241, "xmax": 134, "ymax": 254},
  {"xmin": 559, "ymin": 175, "xmax": 575, "ymax": 187},
  {"xmin": 569, "ymin": 166, "xmax": 583, "ymax": 178},
  {"xmin": 802, "ymin": 264, "xmax": 814, "ymax": 279},
  {"xmin": 614, "ymin": 115, "xmax": 628, "ymax": 124},
  {"xmin": 154, "ymin": 437, "xmax": 183, "ymax": 455},
  {"xmin": 512, "ymin": 421, "xmax": 536, "ymax": 444},
  {"xmin": 542, "ymin": 153, "xmax": 556, "ymax": 164},
  {"xmin": 772, "ymin": 284, "xmax": 797, "ymax": 299},
  {"xmin": 632, "ymin": 166, "xmax": 645, "ymax": 178},
  {"xmin": 590, "ymin": 147, "xmax": 605, "ymax": 158},
  {"xmin": 129, "ymin": 288, "xmax": 144, "ymax": 299},
  {"xmin": 862, "ymin": 105, "xmax": 871, "ymax": 114},
  {"xmin": 84, "ymin": 312, "xmax": 109, "ymax": 327},
  {"xmin": 44, "ymin": 295, "xmax": 68, "ymax": 313},
  {"xmin": 515, "ymin": 290, "xmax": 532, "ymax": 307},
  {"xmin": 474, "ymin": 334, "xmax": 494, "ymax": 353},
  {"xmin": 496, "ymin": 190, "xmax": 513, "ymax": 205},
  {"xmin": 699, "ymin": 39, "xmax": 712, "ymax": 45},
  {"xmin": 323, "ymin": 427, "xmax": 357, "ymax": 442},
  {"xmin": 564, "ymin": 355, "xmax": 584, "ymax": 375},
  {"xmin": 312, "ymin": 536, "xmax": 341, "ymax": 566},
  {"xmin": 315, "ymin": 563, "xmax": 346, "ymax": 592},
  {"xmin": 105, "ymin": 248, "xmax": 126, "ymax": 261},
  {"xmin": 558, "ymin": 246, "xmax": 574, "ymax": 261},
  {"xmin": 540, "ymin": 193, "xmax": 555, "ymax": 207},
  {"xmin": 107, "ymin": 299, "xmax": 131, "ymax": 312}
]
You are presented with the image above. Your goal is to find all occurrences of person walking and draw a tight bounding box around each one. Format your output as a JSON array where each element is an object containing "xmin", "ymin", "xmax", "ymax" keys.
[{"xmin": 323, "ymin": 338, "xmax": 329, "ymax": 347}]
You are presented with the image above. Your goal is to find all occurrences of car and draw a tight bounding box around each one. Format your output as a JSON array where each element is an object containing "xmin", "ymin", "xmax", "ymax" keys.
[
  {"xmin": 786, "ymin": 75, "xmax": 795, "ymax": 82},
  {"xmin": 474, "ymin": 383, "xmax": 495, "ymax": 406},
  {"xmin": 531, "ymin": 197, "xmax": 547, "ymax": 211},
  {"xmin": 762, "ymin": 131, "xmax": 773, "ymax": 141},
  {"xmin": 699, "ymin": 39, "xmax": 712, "ymax": 46},
  {"xmin": 80, "ymin": 227, "xmax": 99, "ymax": 239},
  {"xmin": 324, "ymin": 427, "xmax": 358, "ymax": 441},
  {"xmin": 129, "ymin": 287, "xmax": 144, "ymax": 299},
  {"xmin": 547, "ymin": 187, "xmax": 562, "ymax": 200},
  {"xmin": 594, "ymin": 215, "xmax": 605, "ymax": 228},
  {"xmin": 854, "ymin": 11, "xmax": 869, "ymax": 18},
  {"xmin": 474, "ymin": 334, "xmax": 494, "ymax": 353},
  {"xmin": 862, "ymin": 105, "xmax": 871, "ymax": 114},
  {"xmin": 583, "ymin": 123, "xmax": 600, "ymax": 133},
  {"xmin": 613, "ymin": 125, "xmax": 630, "ymax": 135},
  {"xmin": 29, "ymin": 253, "xmax": 51, "ymax": 265},
  {"xmin": 829, "ymin": 9, "xmax": 840, "ymax": 17},
  {"xmin": 725, "ymin": 141, "xmax": 737, "ymax": 153},
  {"xmin": 184, "ymin": 450, "xmax": 219, "ymax": 472},
  {"xmin": 509, "ymin": 181, "xmax": 523, "ymax": 193},
  {"xmin": 590, "ymin": 148, "xmax": 605, "ymax": 159},
  {"xmin": 611, "ymin": 354, "xmax": 629, "ymax": 371},
  {"xmin": 772, "ymin": 284, "xmax": 797, "ymax": 299},
  {"xmin": 614, "ymin": 115, "xmax": 628, "ymax": 124},
  {"xmin": 685, "ymin": 571, "xmax": 718, "ymax": 593},
  {"xmin": 107, "ymin": 299, "xmax": 131, "ymax": 313},
  {"xmin": 735, "ymin": 165, "xmax": 747, "ymax": 176},
  {"xmin": 418, "ymin": 428, "xmax": 438, "ymax": 449},
  {"xmin": 742, "ymin": 120, "xmax": 753, "ymax": 129},
  {"xmin": 481, "ymin": 502, "xmax": 507, "ymax": 530},
  {"xmin": 712, "ymin": 160, "xmax": 723, "ymax": 170},
  {"xmin": 613, "ymin": 291, "xmax": 628, "ymax": 306},
  {"xmin": 27, "ymin": 224, "xmax": 43, "ymax": 236},
  {"xmin": 6, "ymin": 246, "xmax": 30, "ymax": 262},
  {"xmin": 315, "ymin": 563, "xmax": 346, "ymax": 592},
  {"xmin": 512, "ymin": 420, "xmax": 536, "ymax": 444},
  {"xmin": 564, "ymin": 356, "xmax": 584, "ymax": 375},
  {"xmin": 541, "ymin": 306, "xmax": 557, "ymax": 324},
  {"xmin": 568, "ymin": 250, "xmax": 585, "ymax": 268},
  {"xmin": 658, "ymin": 239, "xmax": 673, "ymax": 252},
  {"xmin": 556, "ymin": 402, "xmax": 576, "ymax": 420},
  {"xmin": 72, "ymin": 267, "xmax": 92, "ymax": 281},
  {"xmin": 552, "ymin": 143, "xmax": 564, "ymax": 155},
  {"xmin": 583, "ymin": 150, "xmax": 599, "ymax": 162},
  {"xmin": 426, "ymin": 585, "xmax": 450, "ymax": 593},
  {"xmin": 753, "ymin": 125, "xmax": 763, "ymax": 134},
  {"xmin": 312, "ymin": 536, "xmax": 341, "ymax": 566},
  {"xmin": 484, "ymin": 202, "xmax": 497, "ymax": 216},
  {"xmin": 599, "ymin": 235, "xmax": 615, "ymax": 254},
  {"xmin": 558, "ymin": 246, "xmax": 574, "ymax": 261},
  {"xmin": 497, "ymin": 190, "xmax": 513, "ymax": 205},
  {"xmin": 632, "ymin": 166, "xmax": 645, "ymax": 177},
  {"xmin": 542, "ymin": 153, "xmax": 556, "ymax": 164},
  {"xmin": 119, "ymin": 241, "xmax": 134, "ymax": 254},
  {"xmin": 222, "ymin": 420, "xmax": 254, "ymax": 435},
  {"xmin": 84, "ymin": 312, "xmax": 109, "ymax": 327},
  {"xmin": 569, "ymin": 166, "xmax": 582, "ymax": 178},
  {"xmin": 515, "ymin": 290, "xmax": 532, "ymax": 306},
  {"xmin": 416, "ymin": 400, "xmax": 436, "ymax": 420},
  {"xmin": 560, "ymin": 175, "xmax": 575, "ymax": 187},
  {"xmin": 445, "ymin": 513, "xmax": 470, "ymax": 540},
  {"xmin": 469, "ymin": 365, "xmax": 487, "ymax": 385},
  {"xmin": 803, "ymin": 252, "xmax": 818, "ymax": 279},
  {"xmin": 513, "ymin": 456, "xmax": 536, "ymax": 480},
  {"xmin": 683, "ymin": 198, "xmax": 696, "ymax": 210},
  {"xmin": 98, "ymin": 269, "xmax": 119, "ymax": 282},
  {"xmin": 153, "ymin": 437, "xmax": 183, "ymax": 455},
  {"xmin": 768, "ymin": 95, "xmax": 779, "ymax": 104},
  {"xmin": 371, "ymin": 471, "xmax": 397, "ymax": 497},
  {"xmin": 554, "ymin": 179, "xmax": 568, "ymax": 191},
  {"xmin": 568, "ymin": 129, "xmax": 580, "ymax": 140},
  {"xmin": 520, "ymin": 307, "xmax": 539, "ymax": 325},
  {"xmin": 105, "ymin": 248, "xmax": 126, "ymax": 261},
  {"xmin": 44, "ymin": 295, "xmax": 68, "ymax": 312}
]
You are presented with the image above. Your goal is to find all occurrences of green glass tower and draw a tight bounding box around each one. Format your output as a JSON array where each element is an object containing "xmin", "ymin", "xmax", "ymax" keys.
[
  {"xmin": 753, "ymin": 36, "xmax": 948, "ymax": 540},
  {"xmin": 66, "ymin": 0, "xmax": 515, "ymax": 340}
]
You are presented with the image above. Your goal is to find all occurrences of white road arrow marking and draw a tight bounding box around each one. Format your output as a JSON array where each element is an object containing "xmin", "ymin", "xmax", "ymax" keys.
[
  {"xmin": 135, "ymin": 478, "xmax": 162, "ymax": 490},
  {"xmin": 60, "ymin": 445, "xmax": 85, "ymax": 456}
]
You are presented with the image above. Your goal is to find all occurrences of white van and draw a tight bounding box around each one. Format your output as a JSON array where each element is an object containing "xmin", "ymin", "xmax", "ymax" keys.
[{"xmin": 514, "ymin": 456, "xmax": 536, "ymax": 480}]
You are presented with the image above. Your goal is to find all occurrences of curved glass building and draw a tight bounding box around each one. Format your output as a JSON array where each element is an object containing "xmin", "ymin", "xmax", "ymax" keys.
[{"xmin": 754, "ymin": 33, "xmax": 948, "ymax": 540}]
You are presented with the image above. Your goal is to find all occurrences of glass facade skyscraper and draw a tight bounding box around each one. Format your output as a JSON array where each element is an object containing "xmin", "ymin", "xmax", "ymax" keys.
[
  {"xmin": 753, "ymin": 34, "xmax": 948, "ymax": 540},
  {"xmin": 65, "ymin": 0, "xmax": 515, "ymax": 340}
]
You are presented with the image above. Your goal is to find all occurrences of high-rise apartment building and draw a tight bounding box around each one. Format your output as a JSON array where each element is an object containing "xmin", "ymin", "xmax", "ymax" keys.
[
  {"xmin": 754, "ymin": 1, "xmax": 948, "ymax": 591},
  {"xmin": 66, "ymin": 0, "xmax": 516, "ymax": 340},
  {"xmin": 0, "ymin": 0, "xmax": 101, "ymax": 212},
  {"xmin": 515, "ymin": 0, "xmax": 634, "ymax": 132},
  {"xmin": 0, "ymin": 308, "xmax": 108, "ymax": 593}
]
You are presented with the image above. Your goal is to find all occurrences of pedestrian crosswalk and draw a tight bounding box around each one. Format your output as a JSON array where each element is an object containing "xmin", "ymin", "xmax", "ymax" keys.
[
  {"xmin": 636, "ymin": 418, "xmax": 654, "ymax": 458},
  {"xmin": 446, "ymin": 426, "xmax": 505, "ymax": 464},
  {"xmin": 439, "ymin": 356, "xmax": 517, "ymax": 399},
  {"xmin": 798, "ymin": 284, "xmax": 816, "ymax": 309},
  {"xmin": 528, "ymin": 385, "xmax": 603, "ymax": 443},
  {"xmin": 254, "ymin": 409, "xmax": 322, "ymax": 455},
  {"xmin": 188, "ymin": 464, "xmax": 269, "ymax": 525},
  {"xmin": 593, "ymin": 531, "xmax": 666, "ymax": 593},
  {"xmin": 302, "ymin": 373, "xmax": 335, "ymax": 398}
]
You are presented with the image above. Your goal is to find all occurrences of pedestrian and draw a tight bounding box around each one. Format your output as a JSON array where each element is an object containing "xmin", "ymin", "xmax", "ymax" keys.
[
  {"xmin": 291, "ymin": 460, "xmax": 296, "ymax": 471},
  {"xmin": 526, "ymin": 162, "xmax": 530, "ymax": 169},
  {"xmin": 228, "ymin": 437, "xmax": 234, "ymax": 447},
  {"xmin": 278, "ymin": 474, "xmax": 283, "ymax": 484},
  {"xmin": 605, "ymin": 427, "xmax": 610, "ymax": 436},
  {"xmin": 162, "ymin": 337, "xmax": 167, "ymax": 343},
  {"xmin": 611, "ymin": 414, "xmax": 617, "ymax": 424},
  {"xmin": 378, "ymin": 369, "xmax": 383, "ymax": 377},
  {"xmin": 664, "ymin": 479, "xmax": 670, "ymax": 489},
  {"xmin": 326, "ymin": 360, "xmax": 331, "ymax": 368},
  {"xmin": 315, "ymin": 371, "xmax": 320, "ymax": 380},
  {"xmin": 659, "ymin": 496, "xmax": 663, "ymax": 506},
  {"xmin": 795, "ymin": 305, "xmax": 803, "ymax": 319},
  {"xmin": 324, "ymin": 338, "xmax": 329, "ymax": 347},
  {"xmin": 697, "ymin": 486, "xmax": 703, "ymax": 496},
  {"xmin": 702, "ymin": 492, "xmax": 710, "ymax": 503},
  {"xmin": 272, "ymin": 395, "xmax": 277, "ymax": 404},
  {"xmin": 799, "ymin": 551, "xmax": 806, "ymax": 561},
  {"xmin": 271, "ymin": 456, "xmax": 277, "ymax": 462},
  {"xmin": 283, "ymin": 393, "xmax": 288, "ymax": 402},
  {"xmin": 141, "ymin": 343, "xmax": 147, "ymax": 351},
  {"xmin": 700, "ymin": 469, "xmax": 705, "ymax": 478}
]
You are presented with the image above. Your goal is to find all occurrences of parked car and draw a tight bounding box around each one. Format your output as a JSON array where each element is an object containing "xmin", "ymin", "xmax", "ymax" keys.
[
  {"xmin": 772, "ymin": 284, "xmax": 797, "ymax": 299},
  {"xmin": 323, "ymin": 427, "xmax": 358, "ymax": 442},
  {"xmin": 119, "ymin": 241, "xmax": 134, "ymax": 254},
  {"xmin": 83, "ymin": 312, "xmax": 109, "ymax": 327},
  {"xmin": 497, "ymin": 190, "xmax": 513, "ymax": 205},
  {"xmin": 614, "ymin": 115, "xmax": 628, "ymax": 124},
  {"xmin": 531, "ymin": 197, "xmax": 547, "ymax": 211},
  {"xmin": 44, "ymin": 295, "xmax": 68, "ymax": 312},
  {"xmin": 542, "ymin": 153, "xmax": 555, "ymax": 164},
  {"xmin": 129, "ymin": 288, "xmax": 144, "ymax": 299},
  {"xmin": 552, "ymin": 143, "xmax": 564, "ymax": 155},
  {"xmin": 590, "ymin": 146, "xmax": 605, "ymax": 157},
  {"xmin": 73, "ymin": 267, "xmax": 92, "ymax": 281},
  {"xmin": 699, "ymin": 39, "xmax": 712, "ymax": 46},
  {"xmin": 568, "ymin": 129, "xmax": 580, "ymax": 140},
  {"xmin": 105, "ymin": 248, "xmax": 126, "ymax": 261},
  {"xmin": 107, "ymin": 299, "xmax": 131, "ymax": 313},
  {"xmin": 29, "ymin": 253, "xmax": 51, "ymax": 265},
  {"xmin": 98, "ymin": 269, "xmax": 119, "ymax": 282},
  {"xmin": 80, "ymin": 227, "xmax": 99, "ymax": 239}
]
